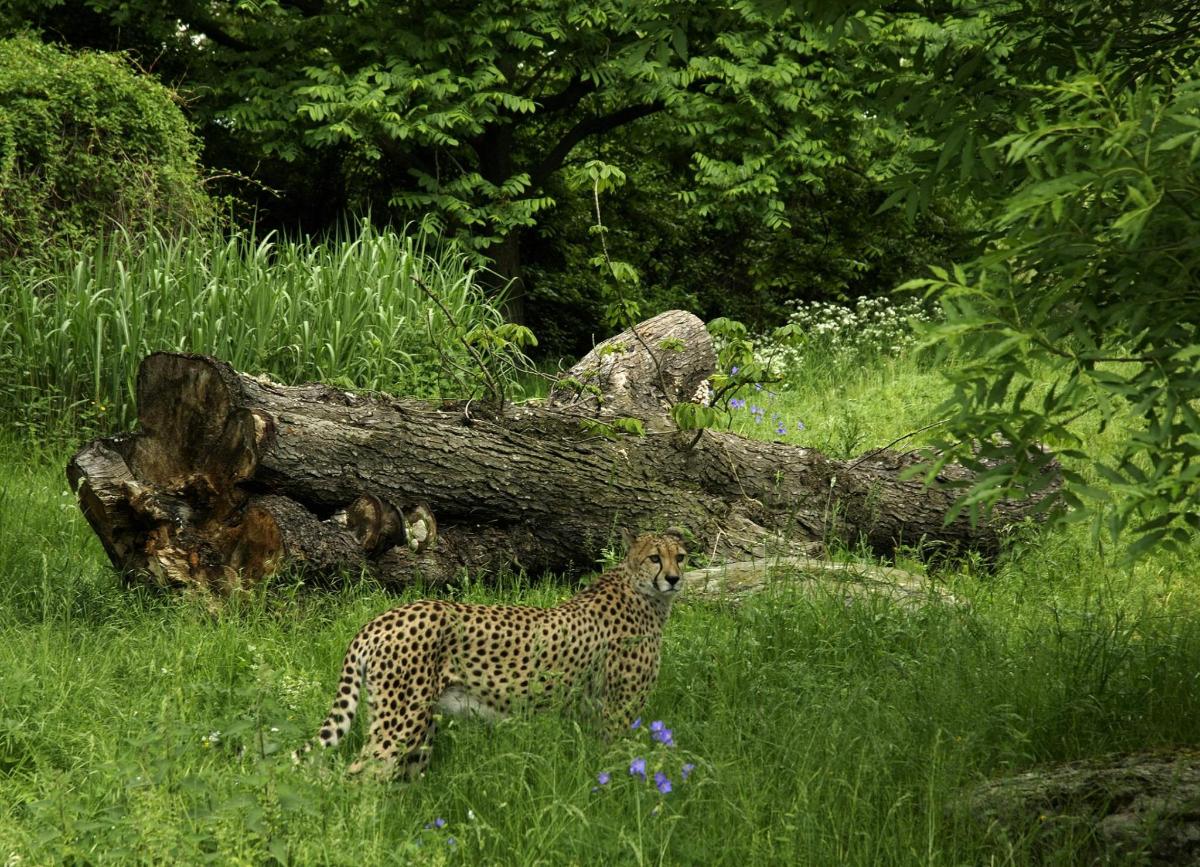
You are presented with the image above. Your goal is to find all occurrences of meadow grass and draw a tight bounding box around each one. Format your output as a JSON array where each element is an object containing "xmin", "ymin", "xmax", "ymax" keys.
[{"xmin": 3, "ymin": 348, "xmax": 1200, "ymax": 865}]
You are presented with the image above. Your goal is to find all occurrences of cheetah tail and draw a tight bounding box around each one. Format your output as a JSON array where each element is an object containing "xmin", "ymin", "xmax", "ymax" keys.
[{"xmin": 292, "ymin": 640, "xmax": 367, "ymax": 764}]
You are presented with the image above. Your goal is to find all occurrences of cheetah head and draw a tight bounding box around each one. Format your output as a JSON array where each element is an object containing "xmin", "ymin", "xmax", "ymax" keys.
[{"xmin": 620, "ymin": 527, "xmax": 689, "ymax": 598}]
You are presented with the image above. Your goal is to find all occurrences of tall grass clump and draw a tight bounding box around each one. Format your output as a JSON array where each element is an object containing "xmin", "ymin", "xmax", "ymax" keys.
[{"xmin": 0, "ymin": 221, "xmax": 511, "ymax": 434}]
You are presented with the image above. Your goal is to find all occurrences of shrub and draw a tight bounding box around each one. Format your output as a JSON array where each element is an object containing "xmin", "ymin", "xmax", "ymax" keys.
[{"xmin": 0, "ymin": 35, "xmax": 211, "ymax": 259}]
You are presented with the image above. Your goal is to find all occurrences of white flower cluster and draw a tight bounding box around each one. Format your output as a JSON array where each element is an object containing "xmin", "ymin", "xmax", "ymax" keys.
[
  {"xmin": 278, "ymin": 672, "xmax": 322, "ymax": 711},
  {"xmin": 761, "ymin": 296, "xmax": 936, "ymax": 372}
]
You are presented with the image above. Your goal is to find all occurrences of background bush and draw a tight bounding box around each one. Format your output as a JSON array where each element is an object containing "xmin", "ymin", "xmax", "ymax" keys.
[{"xmin": 0, "ymin": 35, "xmax": 211, "ymax": 259}]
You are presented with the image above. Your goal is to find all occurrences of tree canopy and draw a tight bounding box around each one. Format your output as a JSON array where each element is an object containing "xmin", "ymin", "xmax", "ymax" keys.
[{"xmin": 6, "ymin": 0, "xmax": 960, "ymax": 322}]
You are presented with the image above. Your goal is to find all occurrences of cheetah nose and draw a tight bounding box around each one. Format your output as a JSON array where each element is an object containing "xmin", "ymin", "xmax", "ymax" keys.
[{"xmin": 665, "ymin": 573, "xmax": 681, "ymax": 588}]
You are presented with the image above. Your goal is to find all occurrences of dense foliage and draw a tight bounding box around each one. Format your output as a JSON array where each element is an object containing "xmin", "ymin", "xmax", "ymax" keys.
[
  {"xmin": 0, "ymin": 35, "xmax": 211, "ymax": 258},
  {"xmin": 912, "ymin": 61, "xmax": 1200, "ymax": 553},
  {"xmin": 4, "ymin": 1, "xmax": 968, "ymax": 342},
  {"xmin": 853, "ymin": 2, "xmax": 1200, "ymax": 552}
]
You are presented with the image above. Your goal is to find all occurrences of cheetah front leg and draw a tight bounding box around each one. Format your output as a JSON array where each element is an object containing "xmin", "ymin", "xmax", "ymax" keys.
[{"xmin": 601, "ymin": 656, "xmax": 651, "ymax": 739}]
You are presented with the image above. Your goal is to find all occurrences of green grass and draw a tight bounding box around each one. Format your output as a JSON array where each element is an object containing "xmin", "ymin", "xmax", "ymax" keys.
[
  {"xmin": 0, "ymin": 221, "xmax": 519, "ymax": 435},
  {"xmin": 3, "ymin": 351, "xmax": 1200, "ymax": 865}
]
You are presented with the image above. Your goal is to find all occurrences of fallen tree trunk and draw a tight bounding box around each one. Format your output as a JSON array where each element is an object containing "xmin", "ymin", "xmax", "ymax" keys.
[{"xmin": 67, "ymin": 310, "xmax": 1060, "ymax": 594}]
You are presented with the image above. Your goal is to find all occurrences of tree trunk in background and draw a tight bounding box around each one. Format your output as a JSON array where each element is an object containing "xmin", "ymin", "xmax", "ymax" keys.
[
  {"xmin": 488, "ymin": 229, "xmax": 525, "ymax": 325},
  {"xmin": 67, "ymin": 310, "xmax": 1061, "ymax": 595},
  {"xmin": 475, "ymin": 122, "xmax": 527, "ymax": 324}
]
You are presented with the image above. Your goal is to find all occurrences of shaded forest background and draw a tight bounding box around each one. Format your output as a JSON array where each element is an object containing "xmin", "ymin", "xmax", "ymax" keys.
[
  {"xmin": 6, "ymin": 1, "xmax": 1009, "ymax": 349},
  {"xmin": 2, "ymin": 0, "xmax": 1198, "ymax": 550}
]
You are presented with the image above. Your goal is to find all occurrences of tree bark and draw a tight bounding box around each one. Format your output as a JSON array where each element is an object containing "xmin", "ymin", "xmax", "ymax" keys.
[
  {"xmin": 67, "ymin": 310, "xmax": 1060, "ymax": 595},
  {"xmin": 487, "ymin": 229, "xmax": 525, "ymax": 325},
  {"xmin": 474, "ymin": 123, "xmax": 526, "ymax": 324}
]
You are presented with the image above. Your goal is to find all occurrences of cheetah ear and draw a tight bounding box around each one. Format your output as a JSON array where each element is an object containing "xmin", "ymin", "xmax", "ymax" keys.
[
  {"xmin": 662, "ymin": 526, "xmax": 688, "ymax": 543},
  {"xmin": 619, "ymin": 527, "xmax": 638, "ymax": 550}
]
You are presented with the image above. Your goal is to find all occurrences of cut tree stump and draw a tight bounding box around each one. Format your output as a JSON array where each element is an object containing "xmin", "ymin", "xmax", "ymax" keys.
[{"xmin": 67, "ymin": 310, "xmax": 1061, "ymax": 595}]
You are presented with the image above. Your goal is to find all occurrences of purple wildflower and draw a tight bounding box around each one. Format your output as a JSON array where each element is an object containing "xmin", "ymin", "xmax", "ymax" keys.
[
  {"xmin": 434, "ymin": 818, "xmax": 446, "ymax": 829},
  {"xmin": 796, "ymin": 420, "xmax": 806, "ymax": 431},
  {"xmin": 682, "ymin": 762, "xmax": 696, "ymax": 781},
  {"xmin": 652, "ymin": 727, "xmax": 675, "ymax": 747},
  {"xmin": 629, "ymin": 757, "xmax": 647, "ymax": 780},
  {"xmin": 630, "ymin": 717, "xmax": 642, "ymax": 730},
  {"xmin": 730, "ymin": 366, "xmax": 739, "ymax": 375},
  {"xmin": 775, "ymin": 424, "xmax": 786, "ymax": 436},
  {"xmin": 649, "ymin": 720, "xmax": 665, "ymax": 733},
  {"xmin": 654, "ymin": 771, "xmax": 673, "ymax": 794},
  {"xmin": 597, "ymin": 771, "xmax": 611, "ymax": 786},
  {"xmin": 729, "ymin": 398, "xmax": 746, "ymax": 409},
  {"xmin": 447, "ymin": 837, "xmax": 457, "ymax": 846}
]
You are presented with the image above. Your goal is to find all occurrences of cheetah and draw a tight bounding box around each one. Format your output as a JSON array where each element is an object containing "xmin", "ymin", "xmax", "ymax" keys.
[{"xmin": 295, "ymin": 527, "xmax": 688, "ymax": 778}]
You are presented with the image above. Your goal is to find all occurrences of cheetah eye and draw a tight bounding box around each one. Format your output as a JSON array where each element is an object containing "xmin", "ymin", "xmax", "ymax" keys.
[
  {"xmin": 649, "ymin": 554, "xmax": 661, "ymax": 564},
  {"xmin": 675, "ymin": 553, "xmax": 685, "ymax": 563}
]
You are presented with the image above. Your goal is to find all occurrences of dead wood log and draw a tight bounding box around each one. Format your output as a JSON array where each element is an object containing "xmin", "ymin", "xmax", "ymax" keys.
[
  {"xmin": 67, "ymin": 310, "xmax": 1061, "ymax": 594},
  {"xmin": 681, "ymin": 556, "xmax": 963, "ymax": 609}
]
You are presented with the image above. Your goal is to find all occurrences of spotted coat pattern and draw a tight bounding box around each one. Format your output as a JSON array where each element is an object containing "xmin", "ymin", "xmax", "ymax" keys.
[{"xmin": 296, "ymin": 529, "xmax": 688, "ymax": 778}]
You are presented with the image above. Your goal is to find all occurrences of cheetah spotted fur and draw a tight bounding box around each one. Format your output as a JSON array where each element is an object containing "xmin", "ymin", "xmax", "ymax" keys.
[{"xmin": 296, "ymin": 527, "xmax": 688, "ymax": 778}]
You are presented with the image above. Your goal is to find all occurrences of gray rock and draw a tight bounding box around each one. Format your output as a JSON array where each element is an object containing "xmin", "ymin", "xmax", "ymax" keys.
[{"xmin": 964, "ymin": 748, "xmax": 1200, "ymax": 864}]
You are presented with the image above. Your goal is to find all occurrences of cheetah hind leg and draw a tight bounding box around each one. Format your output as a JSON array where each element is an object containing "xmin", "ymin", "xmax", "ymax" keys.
[
  {"xmin": 348, "ymin": 655, "xmax": 439, "ymax": 781},
  {"xmin": 348, "ymin": 710, "xmax": 436, "ymax": 781}
]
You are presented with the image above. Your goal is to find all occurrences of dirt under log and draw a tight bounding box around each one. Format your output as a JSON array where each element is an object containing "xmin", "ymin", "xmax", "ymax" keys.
[{"xmin": 67, "ymin": 310, "xmax": 1061, "ymax": 594}]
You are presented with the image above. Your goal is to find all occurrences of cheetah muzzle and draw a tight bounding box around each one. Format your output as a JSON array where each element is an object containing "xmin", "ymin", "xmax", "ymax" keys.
[{"xmin": 293, "ymin": 527, "xmax": 688, "ymax": 779}]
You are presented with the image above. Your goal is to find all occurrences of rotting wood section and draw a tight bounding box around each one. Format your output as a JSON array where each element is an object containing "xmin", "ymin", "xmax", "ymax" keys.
[{"xmin": 67, "ymin": 309, "xmax": 1061, "ymax": 595}]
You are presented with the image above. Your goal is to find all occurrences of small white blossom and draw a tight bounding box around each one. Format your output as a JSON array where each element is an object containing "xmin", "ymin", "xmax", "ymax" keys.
[{"xmin": 758, "ymin": 296, "xmax": 936, "ymax": 375}]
